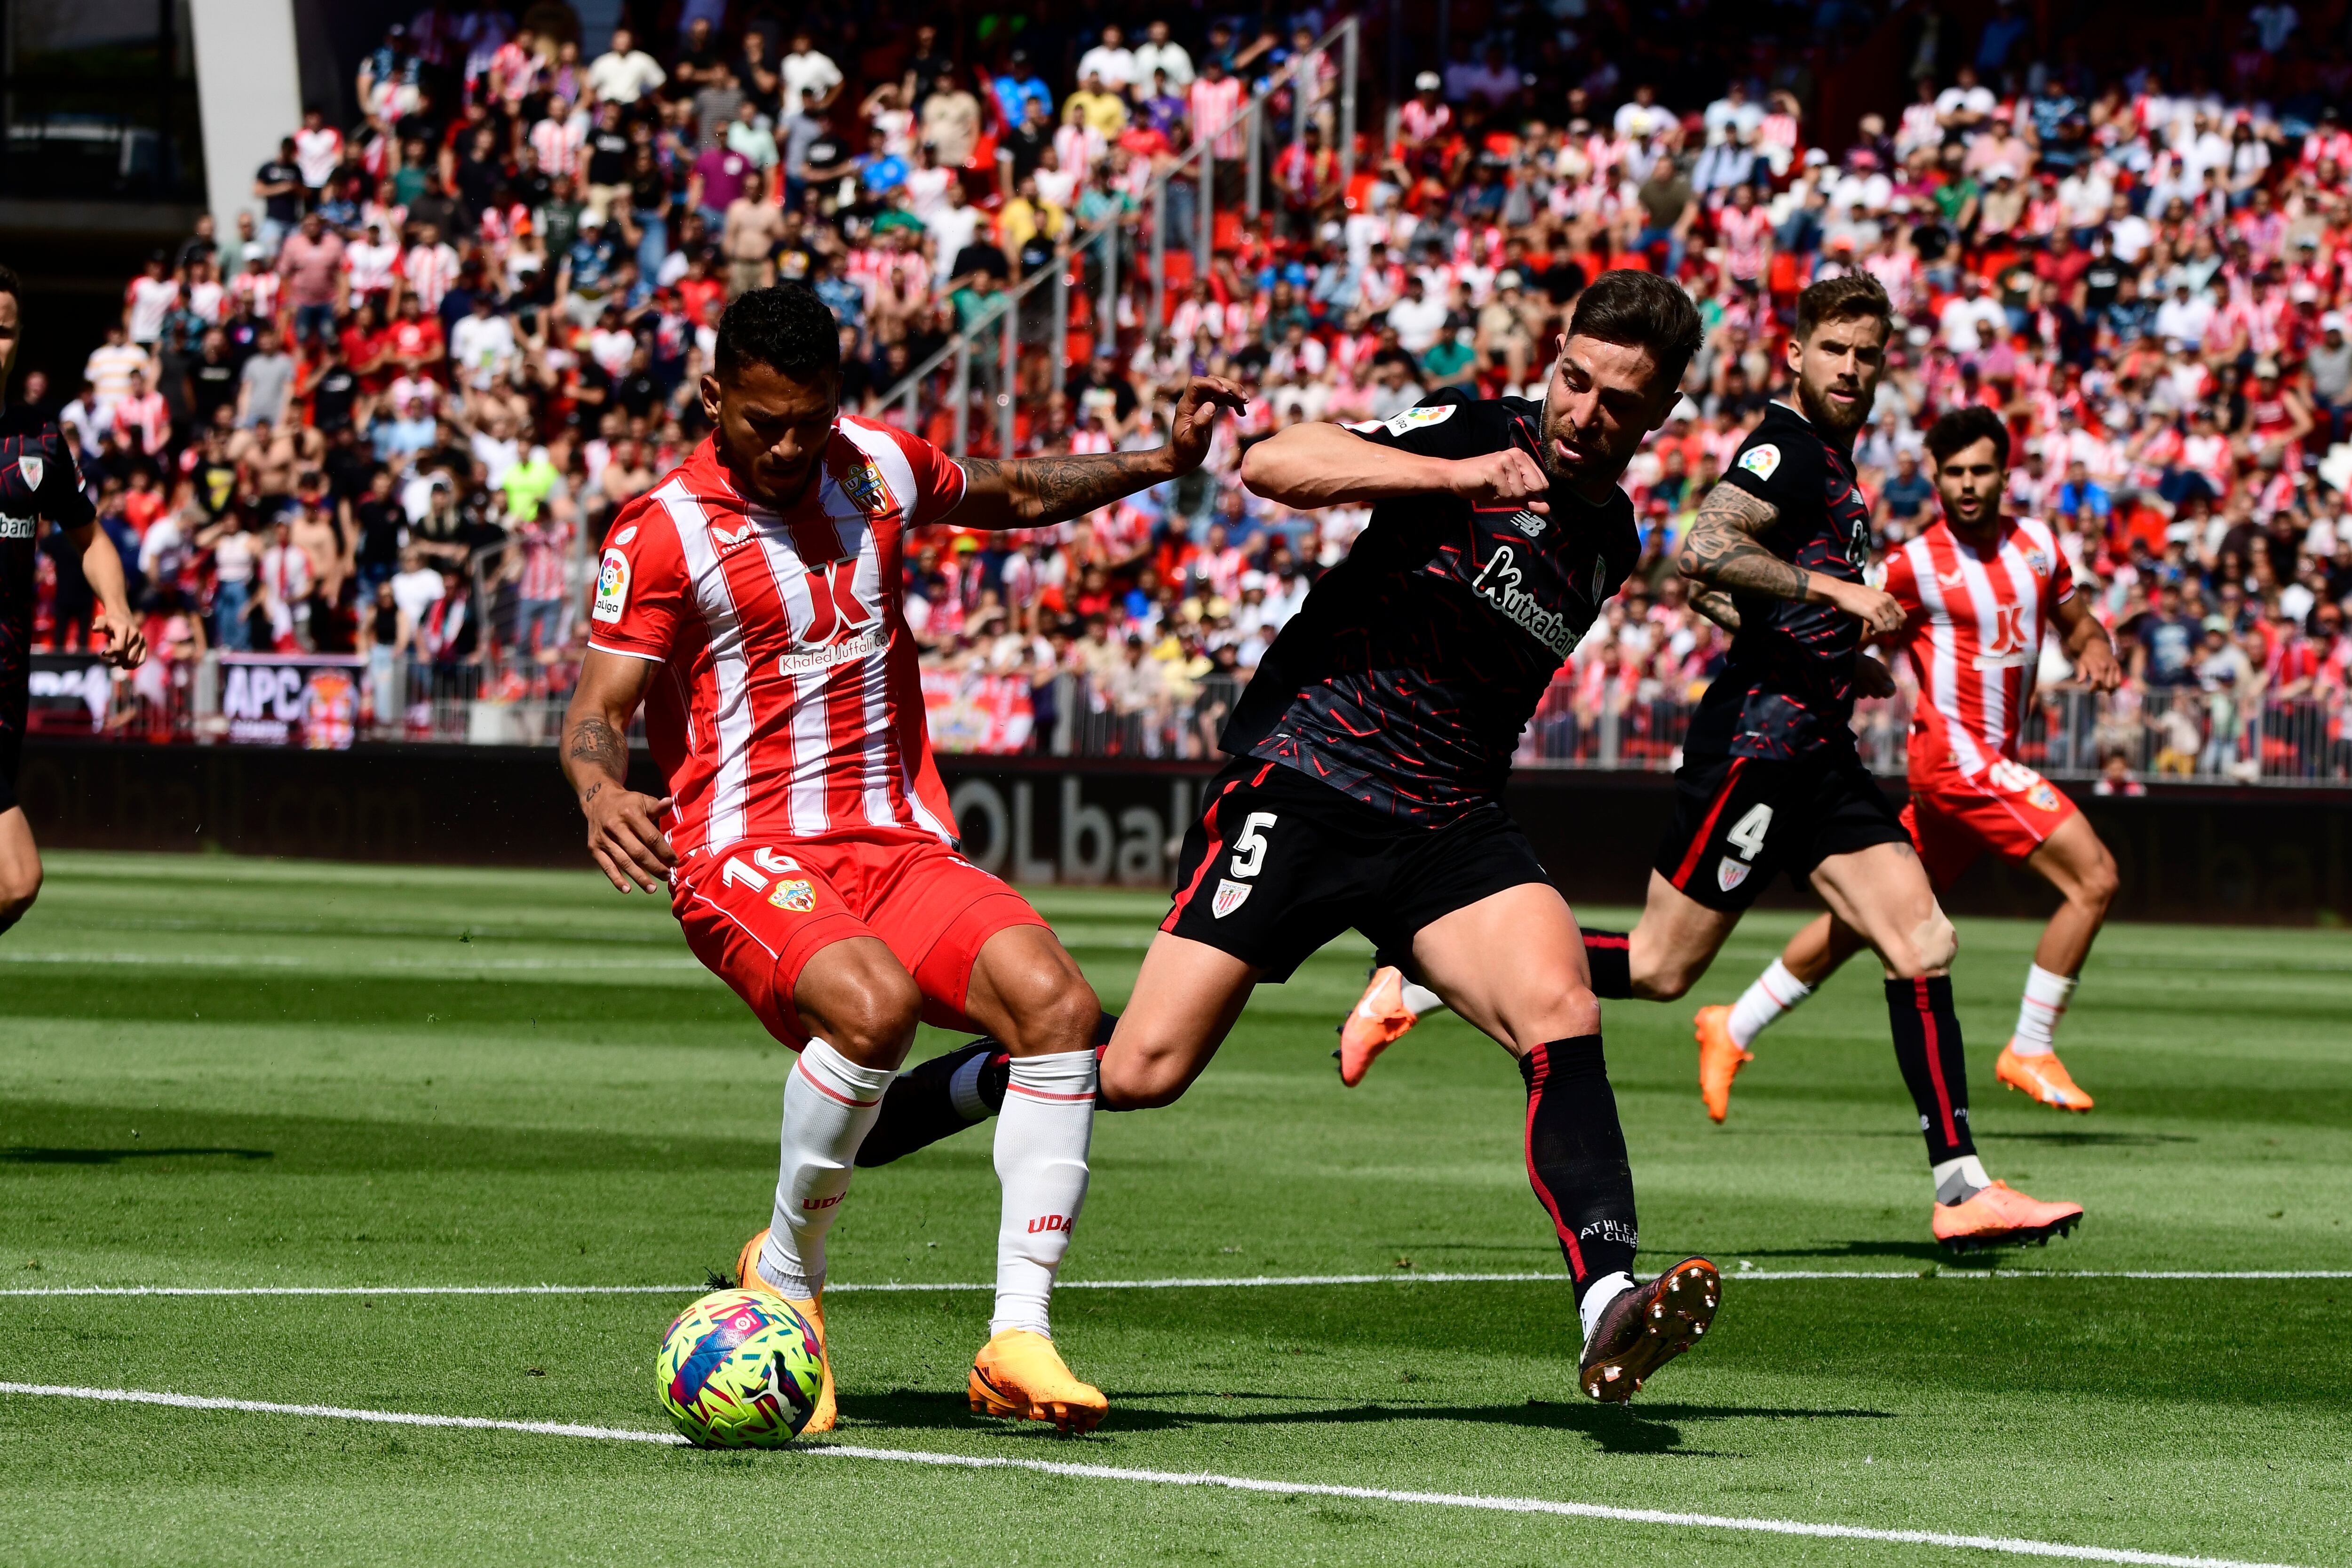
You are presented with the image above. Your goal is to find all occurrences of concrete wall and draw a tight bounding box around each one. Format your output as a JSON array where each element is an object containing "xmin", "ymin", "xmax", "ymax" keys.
[{"xmin": 188, "ymin": 0, "xmax": 303, "ymax": 243}]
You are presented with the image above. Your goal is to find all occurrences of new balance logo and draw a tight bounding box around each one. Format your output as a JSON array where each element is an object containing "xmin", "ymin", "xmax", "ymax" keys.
[{"xmin": 1508, "ymin": 509, "xmax": 1546, "ymax": 537}]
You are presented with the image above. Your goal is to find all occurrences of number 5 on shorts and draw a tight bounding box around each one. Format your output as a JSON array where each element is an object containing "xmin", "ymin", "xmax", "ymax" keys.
[
  {"xmin": 1724, "ymin": 803, "xmax": 1773, "ymax": 861},
  {"xmin": 1229, "ymin": 812, "xmax": 1279, "ymax": 878}
]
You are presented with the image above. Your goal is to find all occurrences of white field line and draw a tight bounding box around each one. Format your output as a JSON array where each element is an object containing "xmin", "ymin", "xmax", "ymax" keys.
[
  {"xmin": 2, "ymin": 1269, "xmax": 2347, "ymax": 1299},
  {"xmin": 0, "ymin": 1380, "xmax": 2305, "ymax": 1568}
]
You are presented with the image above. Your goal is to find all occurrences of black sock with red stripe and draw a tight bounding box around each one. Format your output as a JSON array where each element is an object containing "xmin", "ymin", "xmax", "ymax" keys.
[
  {"xmin": 856, "ymin": 1014, "xmax": 1119, "ymax": 1167},
  {"xmin": 1581, "ymin": 931, "xmax": 1632, "ymax": 999},
  {"xmin": 1520, "ymin": 1036, "xmax": 1638, "ymax": 1305},
  {"xmin": 1884, "ymin": 977, "xmax": 1975, "ymax": 1165}
]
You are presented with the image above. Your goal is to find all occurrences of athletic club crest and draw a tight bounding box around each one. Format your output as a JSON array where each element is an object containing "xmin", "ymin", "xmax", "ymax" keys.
[
  {"xmin": 15, "ymin": 455, "xmax": 42, "ymax": 491},
  {"xmin": 1716, "ymin": 857, "xmax": 1751, "ymax": 893},
  {"xmin": 767, "ymin": 879, "xmax": 817, "ymax": 914},
  {"xmin": 1211, "ymin": 878, "xmax": 1251, "ymax": 919},
  {"xmin": 839, "ymin": 457, "xmax": 892, "ymax": 515}
]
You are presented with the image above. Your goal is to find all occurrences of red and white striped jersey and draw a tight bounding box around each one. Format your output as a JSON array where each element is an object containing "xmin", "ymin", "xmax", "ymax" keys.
[
  {"xmin": 1882, "ymin": 514, "xmax": 2075, "ymax": 777},
  {"xmin": 587, "ymin": 418, "xmax": 970, "ymax": 859}
]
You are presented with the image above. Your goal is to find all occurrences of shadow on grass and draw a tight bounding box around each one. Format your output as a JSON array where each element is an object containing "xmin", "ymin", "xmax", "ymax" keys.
[
  {"xmin": 1725, "ymin": 1240, "xmax": 2002, "ymax": 1265},
  {"xmin": 3, "ymin": 1146, "xmax": 274, "ymax": 1164},
  {"xmin": 841, "ymin": 1388, "xmax": 1892, "ymax": 1456}
]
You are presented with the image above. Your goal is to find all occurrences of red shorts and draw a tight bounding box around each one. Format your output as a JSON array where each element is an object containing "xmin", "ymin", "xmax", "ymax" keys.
[
  {"xmin": 1901, "ymin": 753, "xmax": 2080, "ymax": 889},
  {"xmin": 670, "ymin": 829, "xmax": 1049, "ymax": 1048}
]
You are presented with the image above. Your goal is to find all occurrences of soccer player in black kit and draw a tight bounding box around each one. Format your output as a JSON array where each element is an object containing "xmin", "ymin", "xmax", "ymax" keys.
[
  {"xmin": 860, "ymin": 273, "xmax": 1724, "ymax": 1403},
  {"xmin": 0, "ymin": 264, "xmax": 148, "ymax": 932},
  {"xmin": 1346, "ymin": 275, "xmax": 2083, "ymax": 1251}
]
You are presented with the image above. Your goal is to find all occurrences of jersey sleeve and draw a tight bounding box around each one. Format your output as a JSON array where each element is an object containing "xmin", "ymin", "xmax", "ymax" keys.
[
  {"xmin": 37, "ymin": 428, "xmax": 96, "ymax": 529},
  {"xmin": 586, "ymin": 495, "xmax": 690, "ymax": 662},
  {"xmin": 877, "ymin": 422, "xmax": 969, "ymax": 526},
  {"xmin": 1341, "ymin": 397, "xmax": 1485, "ymax": 459},
  {"xmin": 1718, "ymin": 420, "xmax": 1821, "ymax": 518},
  {"xmin": 1879, "ymin": 542, "xmax": 1930, "ymax": 646},
  {"xmin": 2044, "ymin": 531, "xmax": 2077, "ymax": 606}
]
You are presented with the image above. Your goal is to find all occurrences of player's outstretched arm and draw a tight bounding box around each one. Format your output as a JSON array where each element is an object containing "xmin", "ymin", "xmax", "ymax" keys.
[
  {"xmin": 1239, "ymin": 421, "xmax": 1550, "ymax": 511},
  {"xmin": 1689, "ymin": 588, "xmax": 1741, "ymax": 631},
  {"xmin": 560, "ymin": 650, "xmax": 676, "ymax": 894},
  {"xmin": 953, "ymin": 375, "xmax": 1248, "ymax": 528},
  {"xmin": 1678, "ymin": 481, "xmax": 1904, "ymax": 636}
]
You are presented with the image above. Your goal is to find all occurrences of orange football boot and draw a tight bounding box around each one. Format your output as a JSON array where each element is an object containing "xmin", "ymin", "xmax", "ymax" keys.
[
  {"xmin": 1931, "ymin": 1182, "xmax": 2084, "ymax": 1253},
  {"xmin": 1337, "ymin": 966, "xmax": 1422, "ymax": 1087},
  {"xmin": 1693, "ymin": 1004, "xmax": 1754, "ymax": 1123},
  {"xmin": 969, "ymin": 1329, "xmax": 1108, "ymax": 1435},
  {"xmin": 735, "ymin": 1227, "xmax": 836, "ymax": 1432},
  {"xmin": 1995, "ymin": 1044, "xmax": 2094, "ymax": 1112}
]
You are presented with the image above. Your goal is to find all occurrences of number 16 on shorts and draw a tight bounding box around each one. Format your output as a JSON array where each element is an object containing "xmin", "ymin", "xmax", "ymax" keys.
[{"xmin": 1213, "ymin": 812, "xmax": 1278, "ymax": 919}]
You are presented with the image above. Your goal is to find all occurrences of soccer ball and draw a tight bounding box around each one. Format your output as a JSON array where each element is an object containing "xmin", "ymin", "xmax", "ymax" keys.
[{"xmin": 657, "ymin": 1288, "xmax": 825, "ymax": 1447}]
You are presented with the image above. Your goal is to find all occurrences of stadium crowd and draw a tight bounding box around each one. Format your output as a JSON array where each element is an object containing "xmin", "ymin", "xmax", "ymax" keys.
[{"xmin": 21, "ymin": 0, "xmax": 2352, "ymax": 777}]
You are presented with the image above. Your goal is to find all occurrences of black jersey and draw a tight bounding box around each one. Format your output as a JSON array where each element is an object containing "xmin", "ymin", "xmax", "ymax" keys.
[
  {"xmin": 1685, "ymin": 400, "xmax": 1874, "ymax": 761},
  {"xmin": 0, "ymin": 409, "xmax": 97, "ymax": 729},
  {"xmin": 1221, "ymin": 395, "xmax": 1638, "ymax": 821}
]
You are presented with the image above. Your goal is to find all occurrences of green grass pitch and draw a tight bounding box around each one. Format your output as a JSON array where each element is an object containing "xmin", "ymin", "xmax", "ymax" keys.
[{"xmin": 1, "ymin": 851, "xmax": 2348, "ymax": 1566}]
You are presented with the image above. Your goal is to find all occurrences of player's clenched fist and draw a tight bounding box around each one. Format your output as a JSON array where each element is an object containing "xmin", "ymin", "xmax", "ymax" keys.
[
  {"xmin": 1828, "ymin": 579, "xmax": 1906, "ymax": 637},
  {"xmin": 1443, "ymin": 447, "xmax": 1551, "ymax": 512},
  {"xmin": 584, "ymin": 786, "xmax": 677, "ymax": 893}
]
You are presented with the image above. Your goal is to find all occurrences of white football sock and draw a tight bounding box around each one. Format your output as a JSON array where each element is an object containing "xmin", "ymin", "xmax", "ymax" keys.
[
  {"xmin": 1578, "ymin": 1271, "xmax": 1637, "ymax": 1346},
  {"xmin": 758, "ymin": 1038, "xmax": 895, "ymax": 1299},
  {"xmin": 2010, "ymin": 964, "xmax": 2076, "ymax": 1056},
  {"xmin": 947, "ymin": 1048, "xmax": 995, "ymax": 1121},
  {"xmin": 1728, "ymin": 958, "xmax": 1813, "ymax": 1050},
  {"xmin": 989, "ymin": 1049, "xmax": 1097, "ymax": 1337},
  {"xmin": 1398, "ymin": 981, "xmax": 1445, "ymax": 1016},
  {"xmin": 1931, "ymin": 1153, "xmax": 1994, "ymax": 1206}
]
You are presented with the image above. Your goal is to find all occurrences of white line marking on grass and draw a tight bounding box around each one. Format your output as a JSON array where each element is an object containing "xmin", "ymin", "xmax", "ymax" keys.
[
  {"xmin": 0, "ymin": 1381, "xmax": 2304, "ymax": 1568},
  {"xmin": 4, "ymin": 1269, "xmax": 2349, "ymax": 1299},
  {"xmin": 0, "ymin": 951, "xmax": 701, "ymax": 972}
]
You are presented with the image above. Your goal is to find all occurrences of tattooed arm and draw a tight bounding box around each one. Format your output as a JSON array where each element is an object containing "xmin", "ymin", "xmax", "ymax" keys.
[
  {"xmin": 1676, "ymin": 480, "xmax": 1904, "ymax": 635},
  {"xmin": 953, "ymin": 375, "xmax": 1248, "ymax": 527},
  {"xmin": 559, "ymin": 649, "xmax": 676, "ymax": 893},
  {"xmin": 1689, "ymin": 588, "xmax": 1742, "ymax": 632}
]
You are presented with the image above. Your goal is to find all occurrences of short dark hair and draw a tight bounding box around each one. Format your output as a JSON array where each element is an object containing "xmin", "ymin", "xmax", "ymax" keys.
[
  {"xmin": 0, "ymin": 263, "xmax": 18, "ymax": 305},
  {"xmin": 1565, "ymin": 271, "xmax": 1705, "ymax": 388},
  {"xmin": 1795, "ymin": 273, "xmax": 1893, "ymax": 342},
  {"xmin": 1925, "ymin": 406, "xmax": 2010, "ymax": 469},
  {"xmin": 714, "ymin": 284, "xmax": 842, "ymax": 382}
]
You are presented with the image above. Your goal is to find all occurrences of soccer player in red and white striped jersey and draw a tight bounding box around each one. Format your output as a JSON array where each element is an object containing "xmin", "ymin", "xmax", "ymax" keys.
[
  {"xmin": 1705, "ymin": 406, "xmax": 2126, "ymax": 1122},
  {"xmin": 561, "ymin": 285, "xmax": 1243, "ymax": 1435}
]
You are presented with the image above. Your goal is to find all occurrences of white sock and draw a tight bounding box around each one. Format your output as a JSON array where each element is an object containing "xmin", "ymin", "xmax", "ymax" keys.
[
  {"xmin": 757, "ymin": 1038, "xmax": 895, "ymax": 1298},
  {"xmin": 1932, "ymin": 1153, "xmax": 1993, "ymax": 1206},
  {"xmin": 1728, "ymin": 958, "xmax": 1813, "ymax": 1049},
  {"xmin": 947, "ymin": 1049, "xmax": 995, "ymax": 1121},
  {"xmin": 1399, "ymin": 981, "xmax": 1445, "ymax": 1016},
  {"xmin": 989, "ymin": 1049, "xmax": 1097, "ymax": 1337},
  {"xmin": 1578, "ymin": 1270, "xmax": 1637, "ymax": 1346},
  {"xmin": 2011, "ymin": 964, "xmax": 2076, "ymax": 1056}
]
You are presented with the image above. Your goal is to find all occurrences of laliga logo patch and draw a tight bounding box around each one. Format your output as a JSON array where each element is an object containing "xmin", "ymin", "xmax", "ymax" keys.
[
  {"xmin": 1716, "ymin": 857, "xmax": 1751, "ymax": 893},
  {"xmin": 1210, "ymin": 878, "xmax": 1252, "ymax": 919},
  {"xmin": 16, "ymin": 455, "xmax": 43, "ymax": 490},
  {"xmin": 1737, "ymin": 443, "xmax": 1780, "ymax": 482},
  {"xmin": 767, "ymin": 878, "xmax": 816, "ymax": 914},
  {"xmin": 1384, "ymin": 403, "xmax": 1457, "ymax": 437},
  {"xmin": 591, "ymin": 548, "xmax": 630, "ymax": 623}
]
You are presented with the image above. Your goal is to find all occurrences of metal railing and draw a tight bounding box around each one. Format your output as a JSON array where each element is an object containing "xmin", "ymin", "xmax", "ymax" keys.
[
  {"xmin": 40, "ymin": 652, "xmax": 2352, "ymax": 786},
  {"xmin": 875, "ymin": 16, "xmax": 1362, "ymax": 458}
]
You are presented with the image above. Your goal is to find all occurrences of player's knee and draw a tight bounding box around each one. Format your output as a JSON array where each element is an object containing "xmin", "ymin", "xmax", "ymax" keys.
[
  {"xmin": 1632, "ymin": 957, "xmax": 1697, "ymax": 1002},
  {"xmin": 1097, "ymin": 1051, "xmax": 1184, "ymax": 1111},
  {"xmin": 993, "ymin": 963, "xmax": 1102, "ymax": 1057},
  {"xmin": 2074, "ymin": 849, "xmax": 2120, "ymax": 914},
  {"xmin": 811, "ymin": 966, "xmax": 922, "ymax": 1064},
  {"xmin": 1886, "ymin": 907, "xmax": 1957, "ymax": 978},
  {"xmin": 0, "ymin": 863, "xmax": 40, "ymax": 928}
]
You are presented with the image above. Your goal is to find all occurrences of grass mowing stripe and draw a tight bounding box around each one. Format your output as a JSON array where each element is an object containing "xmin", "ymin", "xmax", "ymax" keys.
[
  {"xmin": 7, "ymin": 1269, "xmax": 2349, "ymax": 1299},
  {"xmin": 0, "ymin": 1381, "xmax": 2304, "ymax": 1568}
]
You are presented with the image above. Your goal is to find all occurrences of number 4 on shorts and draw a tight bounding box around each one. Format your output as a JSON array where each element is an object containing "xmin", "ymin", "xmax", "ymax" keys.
[{"xmin": 1724, "ymin": 803, "xmax": 1772, "ymax": 862}]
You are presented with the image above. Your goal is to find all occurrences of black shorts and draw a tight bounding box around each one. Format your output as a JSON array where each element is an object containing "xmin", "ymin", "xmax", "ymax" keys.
[
  {"xmin": 0, "ymin": 724, "xmax": 18, "ymax": 815},
  {"xmin": 1653, "ymin": 747, "xmax": 1907, "ymax": 912},
  {"xmin": 1163, "ymin": 759, "xmax": 1551, "ymax": 981}
]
